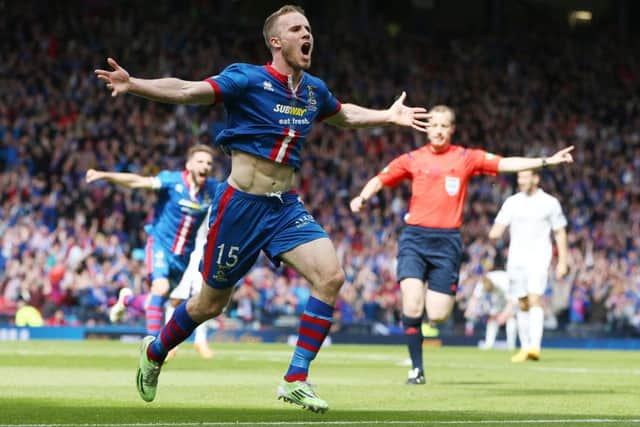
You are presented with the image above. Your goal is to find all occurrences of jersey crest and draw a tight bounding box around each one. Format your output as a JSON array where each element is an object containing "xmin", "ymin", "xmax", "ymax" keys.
[{"xmin": 445, "ymin": 176, "xmax": 461, "ymax": 196}]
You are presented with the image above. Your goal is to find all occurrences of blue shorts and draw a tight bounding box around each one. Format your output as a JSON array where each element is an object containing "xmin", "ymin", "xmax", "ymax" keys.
[
  {"xmin": 199, "ymin": 182, "xmax": 328, "ymax": 289},
  {"xmin": 396, "ymin": 226, "xmax": 462, "ymax": 296},
  {"xmin": 145, "ymin": 237, "xmax": 189, "ymax": 288}
]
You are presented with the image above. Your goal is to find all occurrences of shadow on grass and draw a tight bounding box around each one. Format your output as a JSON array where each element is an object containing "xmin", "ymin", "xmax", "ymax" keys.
[{"xmin": 2, "ymin": 398, "xmax": 639, "ymax": 426}]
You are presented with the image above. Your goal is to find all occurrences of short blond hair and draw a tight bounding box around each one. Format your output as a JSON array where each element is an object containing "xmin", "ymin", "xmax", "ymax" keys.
[
  {"xmin": 262, "ymin": 5, "xmax": 306, "ymax": 50},
  {"xmin": 429, "ymin": 105, "xmax": 456, "ymax": 125},
  {"xmin": 187, "ymin": 144, "xmax": 215, "ymax": 160}
]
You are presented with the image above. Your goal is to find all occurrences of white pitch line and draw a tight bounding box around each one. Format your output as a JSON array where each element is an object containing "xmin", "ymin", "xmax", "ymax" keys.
[{"xmin": 2, "ymin": 419, "xmax": 640, "ymax": 427}]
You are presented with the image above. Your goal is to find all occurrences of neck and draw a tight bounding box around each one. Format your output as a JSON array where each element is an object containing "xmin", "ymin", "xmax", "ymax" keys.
[
  {"xmin": 271, "ymin": 56, "xmax": 303, "ymax": 85},
  {"xmin": 429, "ymin": 142, "xmax": 450, "ymax": 154},
  {"xmin": 185, "ymin": 171, "xmax": 201, "ymax": 191}
]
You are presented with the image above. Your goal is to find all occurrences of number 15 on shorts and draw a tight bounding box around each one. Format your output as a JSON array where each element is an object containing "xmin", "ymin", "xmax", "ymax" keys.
[{"xmin": 217, "ymin": 243, "xmax": 239, "ymax": 267}]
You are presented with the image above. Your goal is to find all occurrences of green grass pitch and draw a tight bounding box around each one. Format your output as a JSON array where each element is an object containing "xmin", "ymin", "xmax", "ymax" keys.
[{"xmin": 1, "ymin": 341, "xmax": 638, "ymax": 426}]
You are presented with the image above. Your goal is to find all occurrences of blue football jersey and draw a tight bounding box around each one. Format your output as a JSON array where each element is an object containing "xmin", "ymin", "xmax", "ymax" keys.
[
  {"xmin": 148, "ymin": 170, "xmax": 218, "ymax": 256},
  {"xmin": 205, "ymin": 63, "xmax": 341, "ymax": 169}
]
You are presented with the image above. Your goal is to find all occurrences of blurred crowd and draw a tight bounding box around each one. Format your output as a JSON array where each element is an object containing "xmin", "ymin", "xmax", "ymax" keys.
[{"xmin": 1, "ymin": 1, "xmax": 639, "ymax": 336}]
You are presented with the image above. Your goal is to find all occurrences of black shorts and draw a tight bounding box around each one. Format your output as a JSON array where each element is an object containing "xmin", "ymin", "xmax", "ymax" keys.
[{"xmin": 396, "ymin": 225, "xmax": 462, "ymax": 296}]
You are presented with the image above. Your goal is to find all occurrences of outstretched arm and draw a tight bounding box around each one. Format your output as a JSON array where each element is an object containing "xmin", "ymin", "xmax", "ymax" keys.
[
  {"xmin": 350, "ymin": 176, "xmax": 383, "ymax": 213},
  {"xmin": 498, "ymin": 146, "xmax": 574, "ymax": 172},
  {"xmin": 85, "ymin": 169, "xmax": 157, "ymax": 190},
  {"xmin": 95, "ymin": 58, "xmax": 215, "ymax": 105},
  {"xmin": 325, "ymin": 92, "xmax": 429, "ymax": 131}
]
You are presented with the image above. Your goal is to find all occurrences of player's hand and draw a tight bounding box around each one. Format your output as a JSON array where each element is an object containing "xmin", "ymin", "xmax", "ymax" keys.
[
  {"xmin": 85, "ymin": 169, "xmax": 103, "ymax": 183},
  {"xmin": 350, "ymin": 196, "xmax": 365, "ymax": 213},
  {"xmin": 556, "ymin": 262, "xmax": 568, "ymax": 279},
  {"xmin": 388, "ymin": 91, "xmax": 430, "ymax": 132},
  {"xmin": 547, "ymin": 145, "xmax": 574, "ymax": 166},
  {"xmin": 495, "ymin": 312, "xmax": 509, "ymax": 326},
  {"xmin": 95, "ymin": 58, "xmax": 131, "ymax": 97}
]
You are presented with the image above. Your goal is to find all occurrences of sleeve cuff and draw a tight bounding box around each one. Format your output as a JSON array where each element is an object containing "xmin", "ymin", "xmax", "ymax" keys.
[{"xmin": 204, "ymin": 78, "xmax": 223, "ymax": 104}]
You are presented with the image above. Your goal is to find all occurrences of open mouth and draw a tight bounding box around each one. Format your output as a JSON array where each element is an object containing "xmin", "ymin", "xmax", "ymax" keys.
[{"xmin": 301, "ymin": 42, "xmax": 311, "ymax": 56}]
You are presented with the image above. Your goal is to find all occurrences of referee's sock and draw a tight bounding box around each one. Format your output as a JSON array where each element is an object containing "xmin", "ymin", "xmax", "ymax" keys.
[{"xmin": 403, "ymin": 315, "xmax": 424, "ymax": 372}]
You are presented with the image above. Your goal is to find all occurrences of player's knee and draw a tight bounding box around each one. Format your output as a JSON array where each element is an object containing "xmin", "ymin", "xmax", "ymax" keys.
[
  {"xmin": 321, "ymin": 268, "xmax": 345, "ymax": 294},
  {"xmin": 528, "ymin": 295, "xmax": 542, "ymax": 307},
  {"xmin": 427, "ymin": 306, "xmax": 451, "ymax": 324},
  {"xmin": 202, "ymin": 303, "xmax": 225, "ymax": 319},
  {"xmin": 402, "ymin": 305, "xmax": 423, "ymax": 318},
  {"xmin": 189, "ymin": 294, "xmax": 225, "ymax": 320},
  {"xmin": 429, "ymin": 313, "xmax": 450, "ymax": 324},
  {"xmin": 402, "ymin": 315, "xmax": 422, "ymax": 331}
]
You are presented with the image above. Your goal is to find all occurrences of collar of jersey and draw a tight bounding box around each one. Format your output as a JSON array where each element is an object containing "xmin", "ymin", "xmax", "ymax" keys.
[{"xmin": 264, "ymin": 63, "xmax": 290, "ymax": 83}]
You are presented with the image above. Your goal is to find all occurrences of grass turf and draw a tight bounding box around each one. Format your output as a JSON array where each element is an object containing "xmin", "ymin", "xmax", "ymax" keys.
[{"xmin": 0, "ymin": 340, "xmax": 638, "ymax": 426}]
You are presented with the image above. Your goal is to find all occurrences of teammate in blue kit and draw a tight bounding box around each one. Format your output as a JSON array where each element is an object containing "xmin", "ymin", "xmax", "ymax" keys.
[
  {"xmin": 95, "ymin": 4, "xmax": 428, "ymax": 412},
  {"xmin": 85, "ymin": 144, "xmax": 218, "ymax": 341}
]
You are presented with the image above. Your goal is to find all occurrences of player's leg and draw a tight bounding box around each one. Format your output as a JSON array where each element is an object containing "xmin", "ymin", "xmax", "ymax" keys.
[
  {"xmin": 164, "ymin": 298, "xmax": 180, "ymax": 360},
  {"xmin": 140, "ymin": 238, "xmax": 172, "ymax": 336},
  {"xmin": 509, "ymin": 267, "xmax": 531, "ymax": 362},
  {"xmin": 512, "ymin": 297, "xmax": 531, "ymax": 362},
  {"xmin": 185, "ymin": 268, "xmax": 214, "ymax": 358},
  {"xmin": 145, "ymin": 278, "xmax": 170, "ymax": 336},
  {"xmin": 422, "ymin": 229, "xmax": 461, "ymax": 324},
  {"xmin": 109, "ymin": 286, "xmax": 133, "ymax": 323},
  {"xmin": 193, "ymin": 321, "xmax": 213, "ymax": 358},
  {"xmin": 258, "ymin": 194, "xmax": 340, "ymax": 412},
  {"xmin": 278, "ymin": 239, "xmax": 342, "ymax": 377},
  {"xmin": 276, "ymin": 237, "xmax": 342, "ymax": 412},
  {"xmin": 396, "ymin": 226, "xmax": 431, "ymax": 384},
  {"xmin": 164, "ymin": 262, "xmax": 198, "ymax": 360},
  {"xmin": 137, "ymin": 284, "xmax": 234, "ymax": 402},
  {"xmin": 524, "ymin": 268, "xmax": 548, "ymax": 360},
  {"xmin": 505, "ymin": 315, "xmax": 517, "ymax": 350},
  {"xmin": 110, "ymin": 237, "xmax": 158, "ymax": 323},
  {"xmin": 182, "ymin": 215, "xmax": 214, "ymax": 359},
  {"xmin": 424, "ymin": 289, "xmax": 456, "ymax": 323},
  {"xmin": 400, "ymin": 278, "xmax": 427, "ymax": 384},
  {"xmin": 148, "ymin": 284, "xmax": 234, "ymax": 362},
  {"xmin": 526, "ymin": 292, "xmax": 544, "ymax": 360},
  {"xmin": 484, "ymin": 315, "xmax": 499, "ymax": 350},
  {"xmin": 420, "ymin": 230, "xmax": 460, "ymax": 380}
]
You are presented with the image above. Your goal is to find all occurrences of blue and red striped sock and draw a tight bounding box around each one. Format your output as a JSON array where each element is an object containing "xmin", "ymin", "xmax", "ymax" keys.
[
  {"xmin": 145, "ymin": 294, "xmax": 166, "ymax": 336},
  {"xmin": 284, "ymin": 296, "xmax": 334, "ymax": 382},
  {"xmin": 147, "ymin": 302, "xmax": 198, "ymax": 364}
]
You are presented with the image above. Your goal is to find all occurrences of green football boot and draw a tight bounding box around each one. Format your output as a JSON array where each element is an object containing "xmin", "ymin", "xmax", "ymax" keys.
[
  {"xmin": 277, "ymin": 380, "xmax": 329, "ymax": 413},
  {"xmin": 136, "ymin": 336, "xmax": 162, "ymax": 402}
]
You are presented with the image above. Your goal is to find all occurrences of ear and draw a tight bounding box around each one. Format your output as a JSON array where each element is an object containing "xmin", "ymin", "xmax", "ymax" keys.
[{"xmin": 270, "ymin": 35, "xmax": 282, "ymax": 49}]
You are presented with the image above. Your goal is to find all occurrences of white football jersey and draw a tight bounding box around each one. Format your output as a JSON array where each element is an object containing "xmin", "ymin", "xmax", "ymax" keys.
[
  {"xmin": 494, "ymin": 189, "xmax": 566, "ymax": 270},
  {"xmin": 473, "ymin": 270, "xmax": 510, "ymax": 297},
  {"xmin": 472, "ymin": 270, "xmax": 512, "ymax": 312}
]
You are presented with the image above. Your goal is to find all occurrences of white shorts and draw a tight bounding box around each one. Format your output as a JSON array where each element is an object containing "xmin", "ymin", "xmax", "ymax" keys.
[
  {"xmin": 508, "ymin": 265, "xmax": 548, "ymax": 299},
  {"xmin": 487, "ymin": 294, "xmax": 508, "ymax": 316},
  {"xmin": 169, "ymin": 257, "xmax": 203, "ymax": 300}
]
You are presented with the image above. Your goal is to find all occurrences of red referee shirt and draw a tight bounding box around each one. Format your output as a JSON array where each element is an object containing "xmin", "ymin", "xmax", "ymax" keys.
[{"xmin": 377, "ymin": 144, "xmax": 501, "ymax": 228}]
